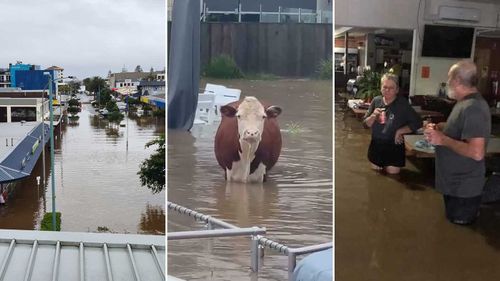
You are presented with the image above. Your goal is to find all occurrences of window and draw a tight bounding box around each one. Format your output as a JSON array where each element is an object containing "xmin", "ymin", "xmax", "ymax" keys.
[
  {"xmin": 0, "ymin": 107, "xmax": 6, "ymax": 122},
  {"xmin": 11, "ymin": 107, "xmax": 36, "ymax": 122}
]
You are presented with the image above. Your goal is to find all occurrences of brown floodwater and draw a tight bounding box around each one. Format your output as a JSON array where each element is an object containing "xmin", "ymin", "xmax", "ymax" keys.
[
  {"xmin": 335, "ymin": 104, "xmax": 500, "ymax": 281},
  {"xmin": 0, "ymin": 101, "xmax": 165, "ymax": 234},
  {"xmin": 168, "ymin": 79, "xmax": 333, "ymax": 280}
]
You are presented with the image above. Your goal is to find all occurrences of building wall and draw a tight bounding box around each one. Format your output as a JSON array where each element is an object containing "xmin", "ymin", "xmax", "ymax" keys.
[
  {"xmin": 201, "ymin": 22, "xmax": 332, "ymax": 77},
  {"xmin": 0, "ymin": 98, "xmax": 43, "ymax": 123},
  {"xmin": 15, "ymin": 70, "xmax": 56, "ymax": 91},
  {"xmin": 0, "ymin": 71, "xmax": 10, "ymax": 88},
  {"xmin": 10, "ymin": 64, "xmax": 34, "ymax": 88}
]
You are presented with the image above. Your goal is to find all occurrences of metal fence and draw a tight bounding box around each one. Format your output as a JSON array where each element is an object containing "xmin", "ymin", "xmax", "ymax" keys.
[
  {"xmin": 201, "ymin": 4, "xmax": 332, "ymax": 24},
  {"xmin": 167, "ymin": 201, "xmax": 332, "ymax": 281}
]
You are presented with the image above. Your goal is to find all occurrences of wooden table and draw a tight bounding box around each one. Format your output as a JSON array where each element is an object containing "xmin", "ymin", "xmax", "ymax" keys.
[
  {"xmin": 490, "ymin": 107, "xmax": 500, "ymax": 117},
  {"xmin": 404, "ymin": 134, "xmax": 500, "ymax": 158}
]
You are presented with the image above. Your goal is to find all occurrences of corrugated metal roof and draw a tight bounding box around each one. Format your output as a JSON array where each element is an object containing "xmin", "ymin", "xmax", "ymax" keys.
[
  {"xmin": 0, "ymin": 229, "xmax": 165, "ymax": 281},
  {"xmin": 0, "ymin": 123, "xmax": 49, "ymax": 183}
]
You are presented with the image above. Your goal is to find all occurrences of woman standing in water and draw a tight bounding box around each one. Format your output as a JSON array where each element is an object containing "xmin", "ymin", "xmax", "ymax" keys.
[{"xmin": 363, "ymin": 73, "xmax": 422, "ymax": 174}]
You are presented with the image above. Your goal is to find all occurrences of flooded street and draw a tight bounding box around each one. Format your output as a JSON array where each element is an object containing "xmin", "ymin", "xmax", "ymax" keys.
[
  {"xmin": 0, "ymin": 102, "xmax": 165, "ymax": 234},
  {"xmin": 336, "ymin": 106, "xmax": 500, "ymax": 280},
  {"xmin": 168, "ymin": 79, "xmax": 333, "ymax": 280}
]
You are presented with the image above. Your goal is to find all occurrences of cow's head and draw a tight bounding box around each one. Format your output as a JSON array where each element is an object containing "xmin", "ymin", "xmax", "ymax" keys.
[{"xmin": 221, "ymin": 96, "xmax": 281, "ymax": 144}]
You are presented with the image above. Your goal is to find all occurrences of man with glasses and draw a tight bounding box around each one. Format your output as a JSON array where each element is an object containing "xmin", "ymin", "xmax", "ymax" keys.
[{"xmin": 425, "ymin": 60, "xmax": 491, "ymax": 225}]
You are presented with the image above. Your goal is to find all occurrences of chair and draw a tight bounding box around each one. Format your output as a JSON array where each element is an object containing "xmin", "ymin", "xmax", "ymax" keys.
[
  {"xmin": 213, "ymin": 87, "xmax": 241, "ymax": 121},
  {"xmin": 193, "ymin": 93, "xmax": 216, "ymax": 125},
  {"xmin": 202, "ymin": 83, "xmax": 227, "ymax": 95},
  {"xmin": 199, "ymin": 83, "xmax": 241, "ymax": 121}
]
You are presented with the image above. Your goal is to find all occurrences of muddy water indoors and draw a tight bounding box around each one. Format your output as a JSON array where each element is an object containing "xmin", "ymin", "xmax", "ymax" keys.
[
  {"xmin": 0, "ymin": 103, "xmax": 165, "ymax": 234},
  {"xmin": 168, "ymin": 79, "xmax": 333, "ymax": 280},
  {"xmin": 336, "ymin": 107, "xmax": 500, "ymax": 280}
]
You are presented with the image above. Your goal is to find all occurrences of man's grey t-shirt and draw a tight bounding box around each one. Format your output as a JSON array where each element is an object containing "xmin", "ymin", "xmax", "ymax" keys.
[{"xmin": 435, "ymin": 93, "xmax": 491, "ymax": 197}]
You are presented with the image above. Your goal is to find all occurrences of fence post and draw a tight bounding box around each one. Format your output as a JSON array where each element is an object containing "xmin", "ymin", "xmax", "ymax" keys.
[
  {"xmin": 238, "ymin": 3, "xmax": 242, "ymax": 22},
  {"xmin": 259, "ymin": 4, "xmax": 262, "ymax": 22},
  {"xmin": 203, "ymin": 3, "xmax": 207, "ymax": 22},
  {"xmin": 288, "ymin": 252, "xmax": 296, "ymax": 281},
  {"xmin": 299, "ymin": 8, "xmax": 301, "ymax": 23},
  {"xmin": 250, "ymin": 235, "xmax": 259, "ymax": 272},
  {"xmin": 278, "ymin": 6, "xmax": 281, "ymax": 23},
  {"xmin": 318, "ymin": 9, "xmax": 322, "ymax": 23}
]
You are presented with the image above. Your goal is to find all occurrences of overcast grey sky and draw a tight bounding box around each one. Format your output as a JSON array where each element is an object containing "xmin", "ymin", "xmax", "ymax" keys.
[{"xmin": 0, "ymin": 0, "xmax": 165, "ymax": 80}]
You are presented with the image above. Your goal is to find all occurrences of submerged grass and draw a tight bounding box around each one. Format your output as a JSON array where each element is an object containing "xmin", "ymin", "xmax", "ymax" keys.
[
  {"xmin": 40, "ymin": 212, "xmax": 61, "ymax": 231},
  {"xmin": 285, "ymin": 121, "xmax": 303, "ymax": 134}
]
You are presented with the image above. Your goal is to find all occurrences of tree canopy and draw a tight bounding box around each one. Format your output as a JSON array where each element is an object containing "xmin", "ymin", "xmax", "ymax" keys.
[
  {"xmin": 83, "ymin": 76, "xmax": 107, "ymax": 94},
  {"xmin": 138, "ymin": 135, "xmax": 165, "ymax": 194}
]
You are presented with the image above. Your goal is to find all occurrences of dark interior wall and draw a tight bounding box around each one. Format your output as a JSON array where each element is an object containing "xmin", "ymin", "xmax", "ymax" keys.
[
  {"xmin": 200, "ymin": 22, "xmax": 332, "ymax": 77},
  {"xmin": 474, "ymin": 37, "xmax": 500, "ymax": 102}
]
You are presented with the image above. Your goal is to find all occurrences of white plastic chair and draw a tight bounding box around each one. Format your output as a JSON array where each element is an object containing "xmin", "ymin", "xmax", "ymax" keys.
[
  {"xmin": 213, "ymin": 87, "xmax": 241, "ymax": 121},
  {"xmin": 194, "ymin": 93, "xmax": 216, "ymax": 125}
]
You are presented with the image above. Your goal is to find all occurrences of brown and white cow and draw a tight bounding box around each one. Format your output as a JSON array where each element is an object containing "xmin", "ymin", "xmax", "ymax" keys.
[{"xmin": 214, "ymin": 96, "xmax": 282, "ymax": 183}]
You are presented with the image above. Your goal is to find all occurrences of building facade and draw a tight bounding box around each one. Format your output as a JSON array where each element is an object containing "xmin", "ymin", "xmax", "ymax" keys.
[
  {"xmin": 0, "ymin": 69, "xmax": 10, "ymax": 88},
  {"xmin": 0, "ymin": 94, "xmax": 48, "ymax": 123},
  {"xmin": 9, "ymin": 63, "xmax": 40, "ymax": 88},
  {"xmin": 14, "ymin": 70, "xmax": 56, "ymax": 92},
  {"xmin": 109, "ymin": 71, "xmax": 165, "ymax": 95}
]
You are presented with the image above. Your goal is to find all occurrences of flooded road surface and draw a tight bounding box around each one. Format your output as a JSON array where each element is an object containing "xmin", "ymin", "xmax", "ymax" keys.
[
  {"xmin": 168, "ymin": 79, "xmax": 333, "ymax": 281},
  {"xmin": 336, "ymin": 106, "xmax": 500, "ymax": 280},
  {"xmin": 0, "ymin": 103, "xmax": 165, "ymax": 234}
]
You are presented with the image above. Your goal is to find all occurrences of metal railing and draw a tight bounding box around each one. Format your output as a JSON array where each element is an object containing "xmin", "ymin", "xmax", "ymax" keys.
[
  {"xmin": 167, "ymin": 201, "xmax": 332, "ymax": 280},
  {"xmin": 200, "ymin": 4, "xmax": 332, "ymax": 24}
]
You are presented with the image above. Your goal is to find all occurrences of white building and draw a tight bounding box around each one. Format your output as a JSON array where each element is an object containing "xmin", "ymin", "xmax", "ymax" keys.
[{"xmin": 0, "ymin": 68, "xmax": 10, "ymax": 88}]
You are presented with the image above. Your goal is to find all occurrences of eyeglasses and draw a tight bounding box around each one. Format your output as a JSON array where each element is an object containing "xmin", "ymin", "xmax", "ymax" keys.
[{"xmin": 382, "ymin": 86, "xmax": 396, "ymax": 91}]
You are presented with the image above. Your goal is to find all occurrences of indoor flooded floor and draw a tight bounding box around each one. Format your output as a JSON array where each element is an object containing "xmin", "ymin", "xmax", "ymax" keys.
[
  {"xmin": 168, "ymin": 79, "xmax": 333, "ymax": 281},
  {"xmin": 336, "ymin": 105, "xmax": 500, "ymax": 281}
]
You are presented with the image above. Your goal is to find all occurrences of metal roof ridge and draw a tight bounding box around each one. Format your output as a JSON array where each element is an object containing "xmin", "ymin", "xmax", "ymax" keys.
[
  {"xmin": 0, "ymin": 166, "xmax": 14, "ymax": 179},
  {"xmin": 0, "ymin": 229, "xmax": 165, "ymax": 248}
]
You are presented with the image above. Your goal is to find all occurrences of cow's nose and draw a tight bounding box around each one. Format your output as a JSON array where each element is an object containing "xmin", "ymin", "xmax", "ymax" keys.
[{"xmin": 244, "ymin": 129, "xmax": 259, "ymax": 138}]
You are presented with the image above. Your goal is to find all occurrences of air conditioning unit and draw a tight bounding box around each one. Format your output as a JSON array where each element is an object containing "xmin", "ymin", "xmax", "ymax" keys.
[{"xmin": 438, "ymin": 6, "xmax": 481, "ymax": 22}]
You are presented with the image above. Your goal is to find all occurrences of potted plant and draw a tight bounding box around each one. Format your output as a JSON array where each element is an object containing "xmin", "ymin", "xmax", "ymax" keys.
[{"xmin": 356, "ymin": 70, "xmax": 382, "ymax": 103}]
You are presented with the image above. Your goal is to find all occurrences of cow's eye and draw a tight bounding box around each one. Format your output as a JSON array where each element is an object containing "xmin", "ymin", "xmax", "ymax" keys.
[
  {"xmin": 262, "ymin": 115, "xmax": 267, "ymax": 119},
  {"xmin": 236, "ymin": 114, "xmax": 241, "ymax": 119}
]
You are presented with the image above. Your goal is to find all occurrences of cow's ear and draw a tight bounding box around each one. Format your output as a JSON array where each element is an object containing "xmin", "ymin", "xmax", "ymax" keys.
[
  {"xmin": 220, "ymin": 105, "xmax": 237, "ymax": 117},
  {"xmin": 266, "ymin": 106, "xmax": 282, "ymax": 118}
]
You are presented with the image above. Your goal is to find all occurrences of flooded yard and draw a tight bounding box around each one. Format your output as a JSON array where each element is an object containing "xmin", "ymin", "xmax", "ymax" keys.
[
  {"xmin": 168, "ymin": 79, "xmax": 333, "ymax": 280},
  {"xmin": 0, "ymin": 103, "xmax": 165, "ymax": 234},
  {"xmin": 335, "ymin": 105, "xmax": 500, "ymax": 280}
]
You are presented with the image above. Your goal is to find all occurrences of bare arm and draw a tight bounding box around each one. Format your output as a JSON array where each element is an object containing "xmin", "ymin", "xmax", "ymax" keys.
[
  {"xmin": 364, "ymin": 108, "xmax": 383, "ymax": 128},
  {"xmin": 394, "ymin": 125, "xmax": 413, "ymax": 144},
  {"xmin": 424, "ymin": 128, "xmax": 485, "ymax": 161}
]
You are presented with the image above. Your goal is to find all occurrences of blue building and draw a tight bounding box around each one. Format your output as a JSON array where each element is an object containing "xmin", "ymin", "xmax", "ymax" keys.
[
  {"xmin": 14, "ymin": 70, "xmax": 56, "ymax": 91},
  {"xmin": 9, "ymin": 63, "xmax": 39, "ymax": 88}
]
